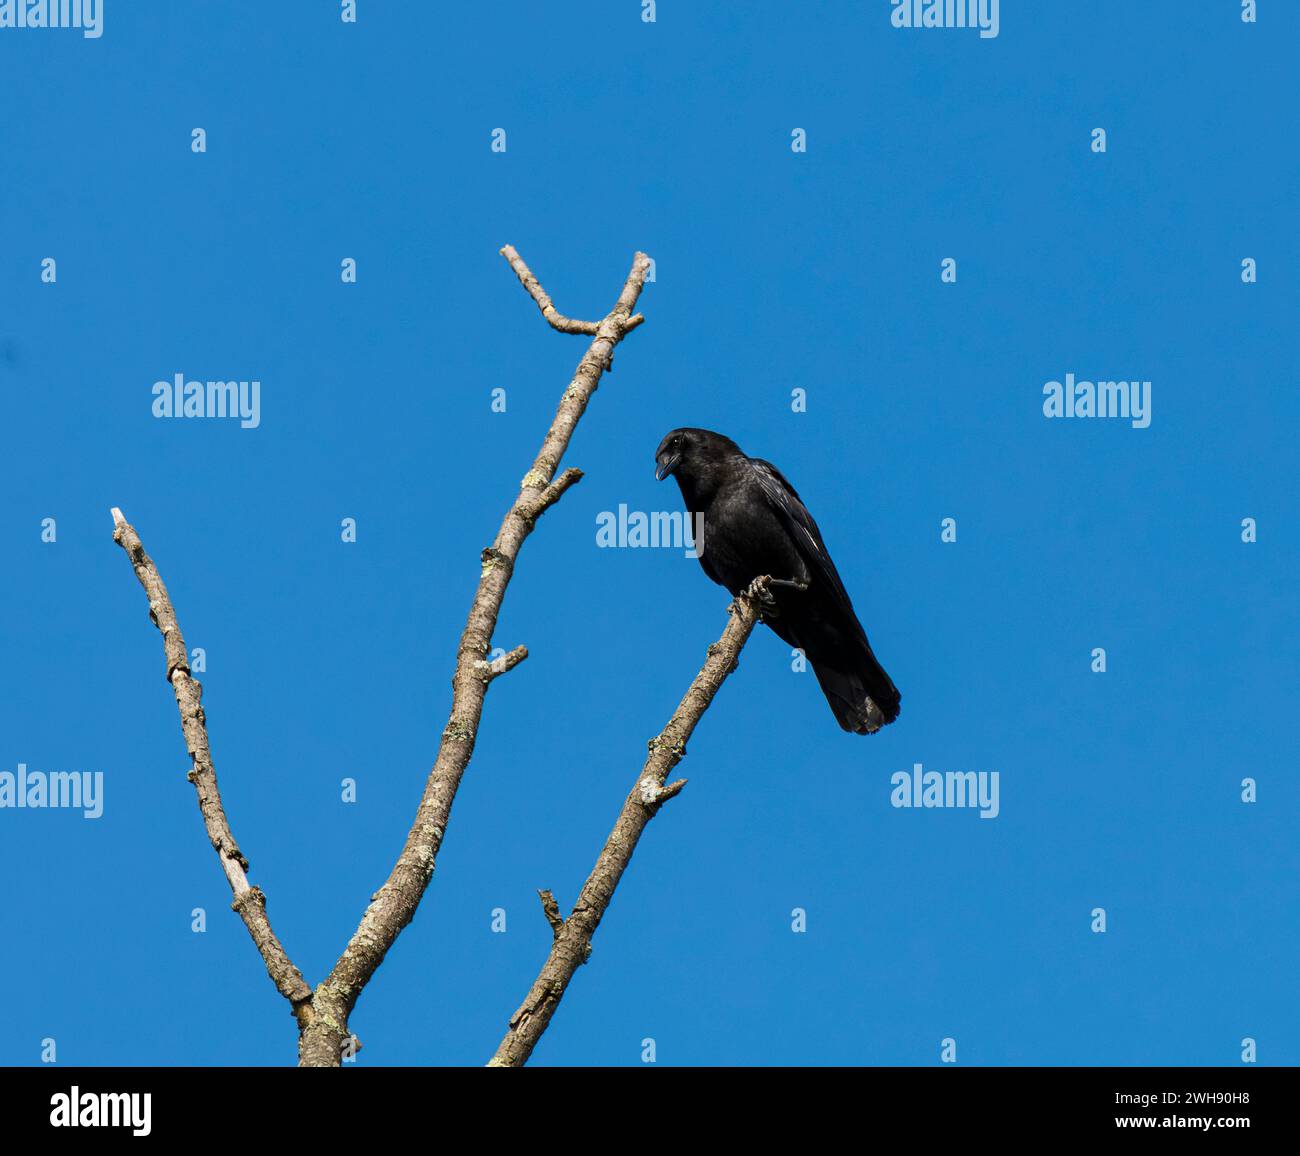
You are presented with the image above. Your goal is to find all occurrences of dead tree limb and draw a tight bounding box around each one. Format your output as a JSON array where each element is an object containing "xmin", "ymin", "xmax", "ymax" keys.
[
  {"xmin": 109, "ymin": 508, "xmax": 314, "ymax": 1014},
  {"xmin": 112, "ymin": 247, "xmax": 651, "ymax": 1067},
  {"xmin": 487, "ymin": 577, "xmax": 772, "ymax": 1067},
  {"xmin": 298, "ymin": 246, "xmax": 652, "ymax": 1066},
  {"xmin": 500, "ymin": 245, "xmax": 646, "ymax": 336}
]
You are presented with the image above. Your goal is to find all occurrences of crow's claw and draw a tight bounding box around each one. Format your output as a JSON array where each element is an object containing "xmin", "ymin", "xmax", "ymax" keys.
[{"xmin": 742, "ymin": 577, "xmax": 779, "ymax": 616}]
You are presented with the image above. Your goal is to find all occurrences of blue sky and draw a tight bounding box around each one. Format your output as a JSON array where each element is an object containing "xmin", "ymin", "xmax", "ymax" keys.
[{"xmin": 1, "ymin": 1, "xmax": 1296, "ymax": 1066}]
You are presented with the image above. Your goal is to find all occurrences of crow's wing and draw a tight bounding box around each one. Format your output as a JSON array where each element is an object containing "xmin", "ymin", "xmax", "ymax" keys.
[
  {"xmin": 750, "ymin": 456, "xmax": 901, "ymax": 730},
  {"xmin": 747, "ymin": 457, "xmax": 859, "ymax": 623}
]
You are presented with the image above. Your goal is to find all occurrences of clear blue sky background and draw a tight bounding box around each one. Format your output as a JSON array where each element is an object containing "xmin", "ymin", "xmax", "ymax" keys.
[{"xmin": 1, "ymin": 2, "xmax": 1295, "ymax": 1067}]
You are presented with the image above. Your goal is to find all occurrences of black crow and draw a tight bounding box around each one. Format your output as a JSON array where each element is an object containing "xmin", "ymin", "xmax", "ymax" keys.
[{"xmin": 655, "ymin": 427, "xmax": 900, "ymax": 734}]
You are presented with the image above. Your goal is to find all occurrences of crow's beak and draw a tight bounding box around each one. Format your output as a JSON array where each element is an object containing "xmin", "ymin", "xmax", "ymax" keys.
[{"xmin": 654, "ymin": 452, "xmax": 680, "ymax": 481}]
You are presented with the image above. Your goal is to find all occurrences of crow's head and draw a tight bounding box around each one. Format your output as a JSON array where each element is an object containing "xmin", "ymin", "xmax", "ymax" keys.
[{"xmin": 654, "ymin": 427, "xmax": 743, "ymax": 482}]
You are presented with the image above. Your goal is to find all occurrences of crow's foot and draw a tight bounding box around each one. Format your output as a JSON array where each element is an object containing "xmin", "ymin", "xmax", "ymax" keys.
[{"xmin": 741, "ymin": 577, "xmax": 774, "ymax": 607}]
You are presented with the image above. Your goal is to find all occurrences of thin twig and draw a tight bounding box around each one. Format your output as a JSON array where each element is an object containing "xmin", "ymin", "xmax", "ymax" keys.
[
  {"xmin": 298, "ymin": 247, "xmax": 652, "ymax": 1066},
  {"xmin": 109, "ymin": 508, "xmax": 314, "ymax": 1011},
  {"xmin": 487, "ymin": 578, "xmax": 771, "ymax": 1067},
  {"xmin": 537, "ymin": 890, "xmax": 564, "ymax": 939}
]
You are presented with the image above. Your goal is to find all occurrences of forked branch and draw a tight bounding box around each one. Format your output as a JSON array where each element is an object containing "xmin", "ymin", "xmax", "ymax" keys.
[
  {"xmin": 501, "ymin": 245, "xmax": 645, "ymax": 336},
  {"xmin": 299, "ymin": 246, "xmax": 652, "ymax": 1065},
  {"xmin": 111, "ymin": 247, "xmax": 651, "ymax": 1067}
]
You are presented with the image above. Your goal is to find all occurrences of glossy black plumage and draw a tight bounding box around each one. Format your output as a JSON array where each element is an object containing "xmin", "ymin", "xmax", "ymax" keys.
[{"xmin": 655, "ymin": 427, "xmax": 900, "ymax": 734}]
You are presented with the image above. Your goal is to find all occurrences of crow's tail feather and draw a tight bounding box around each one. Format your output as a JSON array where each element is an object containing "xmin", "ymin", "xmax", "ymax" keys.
[
  {"xmin": 810, "ymin": 652, "xmax": 901, "ymax": 735},
  {"xmin": 758, "ymin": 591, "xmax": 901, "ymax": 735}
]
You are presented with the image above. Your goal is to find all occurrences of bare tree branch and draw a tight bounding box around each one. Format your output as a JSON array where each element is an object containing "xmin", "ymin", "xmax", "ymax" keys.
[
  {"xmin": 487, "ymin": 578, "xmax": 772, "ymax": 1067},
  {"xmin": 109, "ymin": 507, "xmax": 314, "ymax": 1011},
  {"xmin": 501, "ymin": 245, "xmax": 645, "ymax": 336},
  {"xmin": 478, "ymin": 644, "xmax": 529, "ymax": 682},
  {"xmin": 299, "ymin": 247, "xmax": 653, "ymax": 1066},
  {"xmin": 111, "ymin": 248, "xmax": 650, "ymax": 1066}
]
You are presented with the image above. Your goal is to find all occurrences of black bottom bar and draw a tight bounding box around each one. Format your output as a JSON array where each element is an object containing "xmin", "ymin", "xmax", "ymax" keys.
[{"xmin": 2, "ymin": 1065, "xmax": 1286, "ymax": 1142}]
